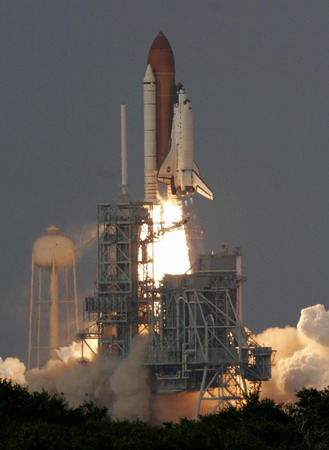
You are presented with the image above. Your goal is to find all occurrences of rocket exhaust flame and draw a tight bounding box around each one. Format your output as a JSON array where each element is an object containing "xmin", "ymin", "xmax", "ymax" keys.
[
  {"xmin": 154, "ymin": 198, "xmax": 191, "ymax": 281},
  {"xmin": 140, "ymin": 197, "xmax": 191, "ymax": 287}
]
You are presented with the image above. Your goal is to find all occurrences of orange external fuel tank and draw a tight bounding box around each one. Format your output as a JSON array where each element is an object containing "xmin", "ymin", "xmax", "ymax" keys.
[{"xmin": 147, "ymin": 32, "xmax": 175, "ymax": 169}]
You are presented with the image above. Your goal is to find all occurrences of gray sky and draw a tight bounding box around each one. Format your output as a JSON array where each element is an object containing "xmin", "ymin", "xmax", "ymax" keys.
[{"xmin": 1, "ymin": 0, "xmax": 329, "ymax": 362}]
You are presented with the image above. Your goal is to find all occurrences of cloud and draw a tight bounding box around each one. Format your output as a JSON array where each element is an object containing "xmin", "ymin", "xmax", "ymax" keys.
[{"xmin": 257, "ymin": 304, "xmax": 329, "ymax": 403}]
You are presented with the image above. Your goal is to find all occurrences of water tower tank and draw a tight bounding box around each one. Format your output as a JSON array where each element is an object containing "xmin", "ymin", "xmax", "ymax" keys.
[{"xmin": 32, "ymin": 225, "xmax": 74, "ymax": 268}]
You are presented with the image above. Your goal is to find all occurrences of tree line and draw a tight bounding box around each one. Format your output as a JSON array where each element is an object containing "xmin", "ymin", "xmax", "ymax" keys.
[{"xmin": 0, "ymin": 379, "xmax": 328, "ymax": 449}]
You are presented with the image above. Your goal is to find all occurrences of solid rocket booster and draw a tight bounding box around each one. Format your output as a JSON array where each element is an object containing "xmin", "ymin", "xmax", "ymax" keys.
[
  {"xmin": 143, "ymin": 65, "xmax": 157, "ymax": 200},
  {"xmin": 144, "ymin": 32, "xmax": 213, "ymax": 201}
]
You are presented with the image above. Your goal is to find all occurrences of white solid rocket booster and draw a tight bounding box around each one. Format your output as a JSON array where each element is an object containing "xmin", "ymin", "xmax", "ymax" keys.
[{"xmin": 143, "ymin": 64, "xmax": 157, "ymax": 200}]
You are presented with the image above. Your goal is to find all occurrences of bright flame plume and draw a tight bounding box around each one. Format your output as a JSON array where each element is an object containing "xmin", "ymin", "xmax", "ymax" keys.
[
  {"xmin": 140, "ymin": 198, "xmax": 191, "ymax": 286},
  {"xmin": 153, "ymin": 199, "xmax": 190, "ymax": 281}
]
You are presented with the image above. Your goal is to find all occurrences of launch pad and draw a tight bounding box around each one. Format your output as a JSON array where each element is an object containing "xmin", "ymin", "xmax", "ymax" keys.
[{"xmin": 78, "ymin": 199, "xmax": 272, "ymax": 415}]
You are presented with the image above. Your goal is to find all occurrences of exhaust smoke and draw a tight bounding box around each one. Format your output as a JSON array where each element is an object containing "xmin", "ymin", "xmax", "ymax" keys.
[
  {"xmin": 2, "ymin": 304, "xmax": 329, "ymax": 420},
  {"xmin": 257, "ymin": 304, "xmax": 329, "ymax": 403}
]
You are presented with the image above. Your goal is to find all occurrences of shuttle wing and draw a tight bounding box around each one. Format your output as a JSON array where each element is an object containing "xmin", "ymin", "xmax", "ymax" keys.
[{"xmin": 192, "ymin": 170, "xmax": 214, "ymax": 200}]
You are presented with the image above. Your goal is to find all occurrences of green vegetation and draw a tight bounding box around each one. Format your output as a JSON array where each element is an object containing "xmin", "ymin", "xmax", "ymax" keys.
[{"xmin": 1, "ymin": 379, "xmax": 329, "ymax": 449}]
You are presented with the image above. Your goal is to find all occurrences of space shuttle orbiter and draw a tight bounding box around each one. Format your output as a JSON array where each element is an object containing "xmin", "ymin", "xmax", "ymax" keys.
[{"xmin": 158, "ymin": 83, "xmax": 213, "ymax": 199}]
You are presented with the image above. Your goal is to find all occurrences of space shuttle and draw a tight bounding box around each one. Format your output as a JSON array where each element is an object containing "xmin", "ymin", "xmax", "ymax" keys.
[
  {"xmin": 158, "ymin": 83, "xmax": 213, "ymax": 199},
  {"xmin": 144, "ymin": 32, "xmax": 213, "ymax": 201}
]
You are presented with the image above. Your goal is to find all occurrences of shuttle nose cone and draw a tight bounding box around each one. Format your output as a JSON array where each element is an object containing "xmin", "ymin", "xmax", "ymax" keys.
[
  {"xmin": 149, "ymin": 32, "xmax": 171, "ymax": 50},
  {"xmin": 144, "ymin": 64, "xmax": 156, "ymax": 83}
]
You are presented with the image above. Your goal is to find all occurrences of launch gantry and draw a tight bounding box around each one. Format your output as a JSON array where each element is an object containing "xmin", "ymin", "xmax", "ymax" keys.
[
  {"xmin": 145, "ymin": 247, "xmax": 272, "ymax": 414},
  {"xmin": 80, "ymin": 200, "xmax": 154, "ymax": 358},
  {"xmin": 79, "ymin": 199, "xmax": 273, "ymax": 416}
]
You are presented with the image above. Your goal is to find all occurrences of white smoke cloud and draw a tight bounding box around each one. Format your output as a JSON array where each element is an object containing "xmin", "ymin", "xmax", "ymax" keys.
[
  {"xmin": 26, "ymin": 335, "xmax": 151, "ymax": 420},
  {"xmin": 3, "ymin": 305, "xmax": 329, "ymax": 420},
  {"xmin": 257, "ymin": 304, "xmax": 329, "ymax": 403},
  {"xmin": 0, "ymin": 336, "xmax": 151, "ymax": 421},
  {"xmin": 56, "ymin": 339, "xmax": 97, "ymax": 363},
  {"xmin": 26, "ymin": 356, "xmax": 118, "ymax": 409},
  {"xmin": 111, "ymin": 336, "xmax": 151, "ymax": 421},
  {"xmin": 0, "ymin": 357, "xmax": 26, "ymax": 386},
  {"xmin": 67, "ymin": 222, "xmax": 97, "ymax": 261},
  {"xmin": 278, "ymin": 347, "xmax": 329, "ymax": 395},
  {"xmin": 297, "ymin": 304, "xmax": 329, "ymax": 346}
]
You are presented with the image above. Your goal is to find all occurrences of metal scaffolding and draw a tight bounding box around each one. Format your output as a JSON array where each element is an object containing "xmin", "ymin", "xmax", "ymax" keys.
[
  {"xmin": 79, "ymin": 200, "xmax": 273, "ymax": 416},
  {"xmin": 79, "ymin": 200, "xmax": 153, "ymax": 358},
  {"xmin": 144, "ymin": 250, "xmax": 272, "ymax": 415}
]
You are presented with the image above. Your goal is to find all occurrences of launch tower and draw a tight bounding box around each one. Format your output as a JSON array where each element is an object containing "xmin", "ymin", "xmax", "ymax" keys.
[
  {"xmin": 81, "ymin": 223, "xmax": 272, "ymax": 414},
  {"xmin": 81, "ymin": 200, "xmax": 154, "ymax": 358}
]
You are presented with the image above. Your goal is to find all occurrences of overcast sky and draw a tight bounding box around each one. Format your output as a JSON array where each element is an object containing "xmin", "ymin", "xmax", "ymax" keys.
[{"xmin": 1, "ymin": 1, "xmax": 329, "ymax": 362}]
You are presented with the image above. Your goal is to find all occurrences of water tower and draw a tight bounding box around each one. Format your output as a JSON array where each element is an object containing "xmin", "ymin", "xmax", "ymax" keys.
[{"xmin": 28, "ymin": 226, "xmax": 79, "ymax": 369}]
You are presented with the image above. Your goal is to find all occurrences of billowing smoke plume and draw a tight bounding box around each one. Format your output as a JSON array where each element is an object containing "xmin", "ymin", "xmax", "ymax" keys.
[
  {"xmin": 0, "ymin": 336, "xmax": 151, "ymax": 422},
  {"xmin": 298, "ymin": 304, "xmax": 329, "ymax": 346},
  {"xmin": 110, "ymin": 336, "xmax": 151, "ymax": 421},
  {"xmin": 2, "ymin": 304, "xmax": 329, "ymax": 420},
  {"xmin": 257, "ymin": 304, "xmax": 329, "ymax": 403},
  {"xmin": 0, "ymin": 357, "xmax": 26, "ymax": 386}
]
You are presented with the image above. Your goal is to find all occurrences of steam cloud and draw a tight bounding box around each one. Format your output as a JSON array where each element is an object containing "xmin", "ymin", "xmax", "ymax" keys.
[
  {"xmin": 2, "ymin": 304, "xmax": 329, "ymax": 419},
  {"xmin": 0, "ymin": 336, "xmax": 151, "ymax": 421},
  {"xmin": 0, "ymin": 357, "xmax": 26, "ymax": 386},
  {"xmin": 257, "ymin": 304, "xmax": 329, "ymax": 403}
]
